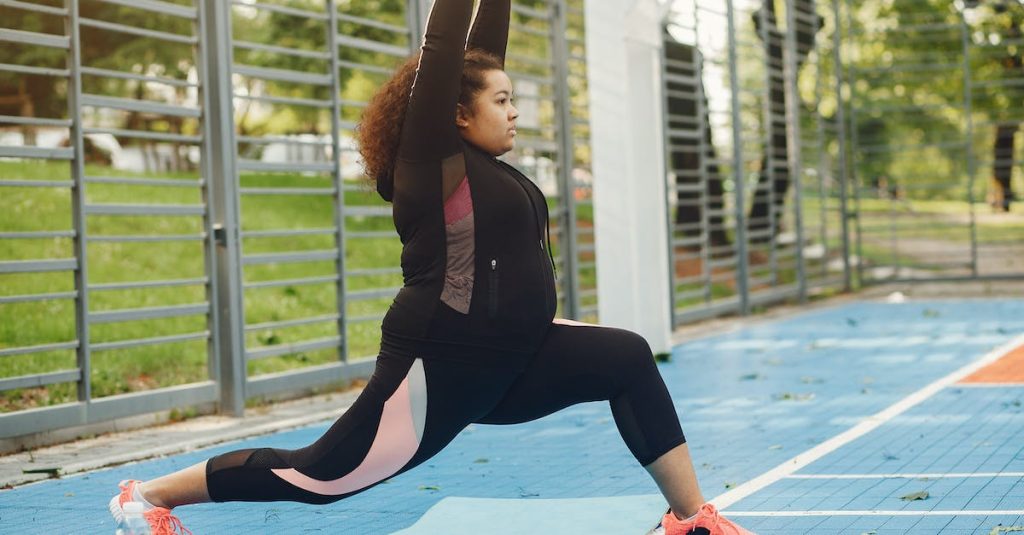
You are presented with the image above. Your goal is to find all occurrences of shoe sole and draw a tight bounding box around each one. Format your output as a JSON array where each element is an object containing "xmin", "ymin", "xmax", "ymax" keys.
[{"xmin": 108, "ymin": 494, "xmax": 126, "ymax": 525}]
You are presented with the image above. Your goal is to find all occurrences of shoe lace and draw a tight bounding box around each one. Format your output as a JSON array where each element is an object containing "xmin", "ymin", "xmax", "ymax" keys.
[
  {"xmin": 145, "ymin": 508, "xmax": 193, "ymax": 535},
  {"xmin": 698, "ymin": 503, "xmax": 723, "ymax": 534}
]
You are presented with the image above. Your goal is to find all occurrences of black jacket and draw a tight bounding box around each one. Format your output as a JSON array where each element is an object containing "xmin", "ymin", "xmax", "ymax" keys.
[{"xmin": 377, "ymin": 0, "xmax": 557, "ymax": 368}]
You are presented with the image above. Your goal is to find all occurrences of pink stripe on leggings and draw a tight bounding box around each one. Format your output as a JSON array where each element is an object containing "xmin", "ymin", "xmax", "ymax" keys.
[{"xmin": 270, "ymin": 370, "xmax": 422, "ymax": 496}]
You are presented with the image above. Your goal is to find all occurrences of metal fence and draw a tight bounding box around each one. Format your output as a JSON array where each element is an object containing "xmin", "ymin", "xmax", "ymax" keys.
[
  {"xmin": 661, "ymin": 0, "xmax": 849, "ymax": 326},
  {"xmin": 3, "ymin": 0, "xmax": 1023, "ymax": 439},
  {"xmin": 660, "ymin": 0, "xmax": 1024, "ymax": 328},
  {"xmin": 841, "ymin": 0, "xmax": 1024, "ymax": 283},
  {"xmin": 0, "ymin": 0, "xmax": 594, "ymax": 438}
]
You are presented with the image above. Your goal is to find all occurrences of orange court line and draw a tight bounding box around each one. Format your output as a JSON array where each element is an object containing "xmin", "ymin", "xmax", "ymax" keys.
[{"xmin": 960, "ymin": 341, "xmax": 1024, "ymax": 384}]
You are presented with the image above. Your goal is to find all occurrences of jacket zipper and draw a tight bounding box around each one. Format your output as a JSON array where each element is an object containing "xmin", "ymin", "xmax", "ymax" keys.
[
  {"xmin": 497, "ymin": 160, "xmax": 556, "ymax": 276},
  {"xmin": 488, "ymin": 258, "xmax": 499, "ymax": 318}
]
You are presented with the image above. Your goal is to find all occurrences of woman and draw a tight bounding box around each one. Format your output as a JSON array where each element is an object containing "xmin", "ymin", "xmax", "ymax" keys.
[{"xmin": 108, "ymin": 1, "xmax": 752, "ymax": 534}]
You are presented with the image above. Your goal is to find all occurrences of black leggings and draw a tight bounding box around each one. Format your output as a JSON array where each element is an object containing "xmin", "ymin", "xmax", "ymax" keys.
[{"xmin": 205, "ymin": 321, "xmax": 686, "ymax": 504}]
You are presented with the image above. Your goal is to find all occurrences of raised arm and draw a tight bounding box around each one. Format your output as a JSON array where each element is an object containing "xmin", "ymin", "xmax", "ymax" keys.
[
  {"xmin": 398, "ymin": 0, "xmax": 475, "ymax": 162},
  {"xmin": 467, "ymin": 0, "xmax": 510, "ymax": 67}
]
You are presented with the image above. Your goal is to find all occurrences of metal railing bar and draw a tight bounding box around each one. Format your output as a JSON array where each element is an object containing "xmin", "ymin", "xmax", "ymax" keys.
[
  {"xmin": 90, "ymin": 331, "xmax": 210, "ymax": 352},
  {"xmin": 236, "ymin": 159, "xmax": 334, "ymax": 173},
  {"xmin": 90, "ymin": 303, "xmax": 209, "ymax": 324},
  {"xmin": 0, "ymin": 340, "xmax": 78, "ymax": 358},
  {"xmin": 345, "ymin": 205, "xmax": 391, "ymax": 217},
  {"xmin": 336, "ymin": 59, "xmax": 394, "ymax": 76},
  {"xmin": 91, "ymin": 277, "xmax": 208, "ymax": 292},
  {"xmin": 347, "ymin": 230, "xmax": 400, "ymax": 239},
  {"xmin": 78, "ymin": 66, "xmax": 196, "ymax": 88},
  {"xmin": 335, "ymin": 11, "xmax": 409, "ymax": 34},
  {"xmin": 84, "ymin": 176, "xmax": 203, "ymax": 188},
  {"xmin": 510, "ymin": 23, "xmax": 550, "ymax": 38},
  {"xmin": 506, "ymin": 52, "xmax": 554, "ymax": 69},
  {"xmin": 78, "ymin": 17, "xmax": 198, "ymax": 45},
  {"xmin": 0, "ymin": 115, "xmax": 72, "ymax": 127},
  {"xmin": 84, "ymin": 204, "xmax": 206, "ymax": 216},
  {"xmin": 346, "ymin": 313, "xmax": 386, "ymax": 323},
  {"xmin": 242, "ymin": 228, "xmax": 336, "ymax": 238},
  {"xmin": 234, "ymin": 0, "xmax": 328, "ymax": 20},
  {"xmin": 0, "ymin": 62, "xmax": 69, "ymax": 76},
  {"xmin": 88, "ymin": 233, "xmax": 205, "ymax": 243},
  {"xmin": 336, "ymin": 34, "xmax": 409, "ymax": 58},
  {"xmin": 242, "ymin": 249, "xmax": 338, "ymax": 265},
  {"xmin": 239, "ymin": 187, "xmax": 337, "ymax": 196},
  {"xmin": 236, "ymin": 135, "xmax": 332, "ymax": 147},
  {"xmin": 232, "ymin": 92, "xmax": 333, "ymax": 109},
  {"xmin": 233, "ymin": 64, "xmax": 332, "ymax": 86},
  {"xmin": 0, "ymin": 0, "xmax": 67, "ymax": 15},
  {"xmin": 0, "ymin": 28, "xmax": 70, "ymax": 48},
  {"xmin": 95, "ymin": 0, "xmax": 196, "ymax": 19},
  {"xmin": 0, "ymin": 259, "xmax": 77, "ymax": 274},
  {"xmin": 346, "ymin": 287, "xmax": 400, "ymax": 301},
  {"xmin": 511, "ymin": 3, "xmax": 550, "ymax": 20},
  {"xmin": 246, "ymin": 336, "xmax": 341, "ymax": 361},
  {"xmin": 233, "ymin": 39, "xmax": 331, "ymax": 60},
  {"xmin": 80, "ymin": 94, "xmax": 201, "ymax": 118},
  {"xmin": 82, "ymin": 127, "xmax": 202, "ymax": 144},
  {"xmin": 0, "ymin": 146, "xmax": 73, "ymax": 160},
  {"xmin": 505, "ymin": 70, "xmax": 554, "ymax": 86},
  {"xmin": 243, "ymin": 274, "xmax": 338, "ymax": 290},
  {"xmin": 0, "ymin": 230, "xmax": 76, "ymax": 239},
  {"xmin": 0, "ymin": 291, "xmax": 78, "ymax": 305},
  {"xmin": 346, "ymin": 266, "xmax": 402, "ymax": 276},
  {"xmin": 245, "ymin": 313, "xmax": 340, "ymax": 332},
  {"xmin": 0, "ymin": 369, "xmax": 81, "ymax": 392}
]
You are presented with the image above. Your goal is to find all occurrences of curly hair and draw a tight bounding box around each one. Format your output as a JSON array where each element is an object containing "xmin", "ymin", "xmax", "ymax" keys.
[{"xmin": 357, "ymin": 48, "xmax": 504, "ymax": 198}]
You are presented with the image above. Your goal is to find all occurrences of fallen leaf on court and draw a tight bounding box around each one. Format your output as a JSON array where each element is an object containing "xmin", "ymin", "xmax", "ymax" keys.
[
  {"xmin": 740, "ymin": 373, "xmax": 761, "ymax": 381},
  {"xmin": 654, "ymin": 352, "xmax": 672, "ymax": 363},
  {"xmin": 860, "ymin": 531, "xmax": 877, "ymax": 535},
  {"xmin": 64, "ymin": 492, "xmax": 74, "ymax": 497},
  {"xmin": 418, "ymin": 485, "xmax": 441, "ymax": 491},
  {"xmin": 922, "ymin": 308, "xmax": 940, "ymax": 318},
  {"xmin": 800, "ymin": 376, "xmax": 823, "ymax": 384},
  {"xmin": 990, "ymin": 526, "xmax": 1024, "ymax": 534},
  {"xmin": 900, "ymin": 491, "xmax": 929, "ymax": 501},
  {"xmin": 473, "ymin": 458, "xmax": 489, "ymax": 464},
  {"xmin": 763, "ymin": 357, "xmax": 784, "ymax": 366},
  {"xmin": 774, "ymin": 392, "xmax": 816, "ymax": 402},
  {"xmin": 768, "ymin": 444, "xmax": 783, "ymax": 450},
  {"xmin": 846, "ymin": 318, "xmax": 858, "ymax": 326},
  {"xmin": 724, "ymin": 482, "xmax": 735, "ymax": 489}
]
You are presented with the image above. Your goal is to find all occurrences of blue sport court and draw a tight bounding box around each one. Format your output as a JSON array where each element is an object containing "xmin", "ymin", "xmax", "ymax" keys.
[{"xmin": 2, "ymin": 299, "xmax": 1023, "ymax": 534}]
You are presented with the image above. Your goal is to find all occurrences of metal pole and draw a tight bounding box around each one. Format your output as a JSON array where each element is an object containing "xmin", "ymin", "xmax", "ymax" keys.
[
  {"xmin": 201, "ymin": 0, "xmax": 246, "ymax": 416},
  {"xmin": 327, "ymin": 1, "xmax": 349, "ymax": 360},
  {"xmin": 691, "ymin": 5, "xmax": 712, "ymax": 306},
  {"xmin": 814, "ymin": 8, "xmax": 829, "ymax": 284},
  {"xmin": 831, "ymin": 0, "xmax": 851, "ymax": 291},
  {"xmin": 726, "ymin": 0, "xmax": 750, "ymax": 315},
  {"xmin": 66, "ymin": 0, "xmax": 91, "ymax": 407},
  {"xmin": 195, "ymin": 0, "xmax": 219, "ymax": 385},
  {"xmin": 784, "ymin": 0, "xmax": 807, "ymax": 302},
  {"xmin": 843, "ymin": 0, "xmax": 864, "ymax": 287},
  {"xmin": 659, "ymin": 21, "xmax": 678, "ymax": 328},
  {"xmin": 757, "ymin": 2, "xmax": 777, "ymax": 286},
  {"xmin": 551, "ymin": 0, "xmax": 580, "ymax": 319},
  {"xmin": 960, "ymin": 10, "xmax": 979, "ymax": 278}
]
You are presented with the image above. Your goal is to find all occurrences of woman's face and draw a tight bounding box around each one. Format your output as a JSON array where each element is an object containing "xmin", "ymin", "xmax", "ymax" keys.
[{"xmin": 456, "ymin": 70, "xmax": 519, "ymax": 156}]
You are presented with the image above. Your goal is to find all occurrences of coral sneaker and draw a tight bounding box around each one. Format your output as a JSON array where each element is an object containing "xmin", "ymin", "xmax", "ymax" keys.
[
  {"xmin": 646, "ymin": 503, "xmax": 755, "ymax": 535},
  {"xmin": 108, "ymin": 479, "xmax": 192, "ymax": 535}
]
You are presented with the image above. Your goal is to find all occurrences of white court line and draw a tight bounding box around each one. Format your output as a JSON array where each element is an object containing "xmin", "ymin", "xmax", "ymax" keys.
[
  {"xmin": 711, "ymin": 332, "xmax": 1024, "ymax": 510},
  {"xmin": 786, "ymin": 472, "xmax": 1024, "ymax": 480},
  {"xmin": 726, "ymin": 510, "xmax": 1024, "ymax": 517}
]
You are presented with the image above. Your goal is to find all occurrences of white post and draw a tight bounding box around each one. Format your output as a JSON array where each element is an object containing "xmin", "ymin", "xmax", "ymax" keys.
[{"xmin": 585, "ymin": 0, "xmax": 673, "ymax": 353}]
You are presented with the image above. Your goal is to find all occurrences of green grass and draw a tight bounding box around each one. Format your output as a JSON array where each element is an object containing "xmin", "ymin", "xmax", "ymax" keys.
[{"xmin": 0, "ymin": 160, "xmax": 600, "ymax": 412}]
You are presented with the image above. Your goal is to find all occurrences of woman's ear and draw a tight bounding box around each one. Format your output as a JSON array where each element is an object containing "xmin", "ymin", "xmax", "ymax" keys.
[{"xmin": 455, "ymin": 103, "xmax": 471, "ymax": 129}]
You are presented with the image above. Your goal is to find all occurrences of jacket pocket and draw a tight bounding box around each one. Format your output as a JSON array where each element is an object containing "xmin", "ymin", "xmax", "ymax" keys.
[{"xmin": 487, "ymin": 257, "xmax": 499, "ymax": 319}]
